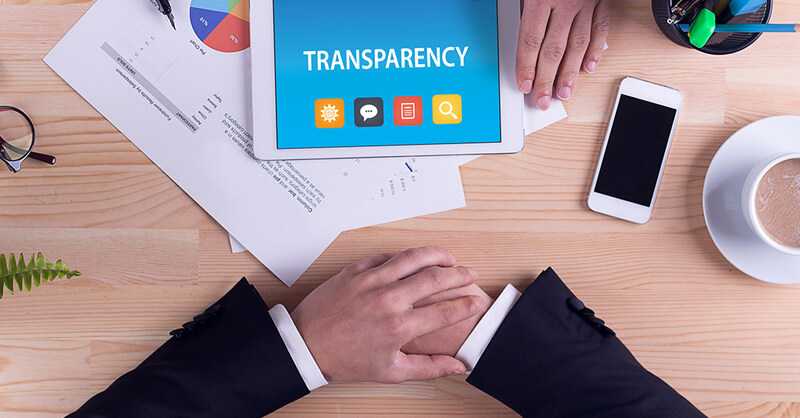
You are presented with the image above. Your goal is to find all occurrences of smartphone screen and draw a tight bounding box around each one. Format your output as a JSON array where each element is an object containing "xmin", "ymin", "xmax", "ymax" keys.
[{"xmin": 594, "ymin": 95, "xmax": 678, "ymax": 207}]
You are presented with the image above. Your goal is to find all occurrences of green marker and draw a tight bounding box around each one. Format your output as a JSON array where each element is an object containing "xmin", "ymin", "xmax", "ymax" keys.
[{"xmin": 688, "ymin": 6, "xmax": 717, "ymax": 48}]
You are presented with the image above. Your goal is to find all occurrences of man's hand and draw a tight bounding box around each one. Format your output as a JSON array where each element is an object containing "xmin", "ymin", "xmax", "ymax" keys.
[
  {"xmin": 517, "ymin": 0, "xmax": 610, "ymax": 109},
  {"xmin": 291, "ymin": 247, "xmax": 488, "ymax": 383},
  {"xmin": 402, "ymin": 284, "xmax": 492, "ymax": 356}
]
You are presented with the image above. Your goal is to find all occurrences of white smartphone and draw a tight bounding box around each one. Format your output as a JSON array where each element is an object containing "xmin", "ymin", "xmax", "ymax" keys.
[{"xmin": 588, "ymin": 77, "xmax": 682, "ymax": 224}]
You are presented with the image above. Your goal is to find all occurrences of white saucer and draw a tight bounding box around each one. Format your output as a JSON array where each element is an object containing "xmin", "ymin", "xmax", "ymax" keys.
[{"xmin": 703, "ymin": 116, "xmax": 800, "ymax": 284}]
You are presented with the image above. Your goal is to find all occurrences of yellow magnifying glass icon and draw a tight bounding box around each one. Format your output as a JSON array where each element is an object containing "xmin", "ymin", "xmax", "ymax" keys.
[
  {"xmin": 438, "ymin": 101, "xmax": 458, "ymax": 120},
  {"xmin": 433, "ymin": 94, "xmax": 462, "ymax": 125}
]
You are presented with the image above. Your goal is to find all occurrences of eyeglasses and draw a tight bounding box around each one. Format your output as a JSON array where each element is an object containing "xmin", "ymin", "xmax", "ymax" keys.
[{"xmin": 0, "ymin": 106, "xmax": 56, "ymax": 173}]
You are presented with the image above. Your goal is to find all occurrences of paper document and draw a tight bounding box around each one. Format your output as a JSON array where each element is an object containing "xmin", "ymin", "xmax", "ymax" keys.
[
  {"xmin": 343, "ymin": 158, "xmax": 466, "ymax": 231},
  {"xmin": 230, "ymin": 158, "xmax": 469, "ymax": 253},
  {"xmin": 229, "ymin": 156, "xmax": 469, "ymax": 253},
  {"xmin": 44, "ymin": 0, "xmax": 396, "ymax": 285},
  {"xmin": 525, "ymin": 97, "xmax": 567, "ymax": 134}
]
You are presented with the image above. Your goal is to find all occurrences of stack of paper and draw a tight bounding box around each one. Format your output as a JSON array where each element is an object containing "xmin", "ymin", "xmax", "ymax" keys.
[{"xmin": 44, "ymin": 0, "xmax": 566, "ymax": 286}]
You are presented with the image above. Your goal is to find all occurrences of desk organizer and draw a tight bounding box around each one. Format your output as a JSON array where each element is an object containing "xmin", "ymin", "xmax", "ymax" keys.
[{"xmin": 652, "ymin": 0, "xmax": 772, "ymax": 54}]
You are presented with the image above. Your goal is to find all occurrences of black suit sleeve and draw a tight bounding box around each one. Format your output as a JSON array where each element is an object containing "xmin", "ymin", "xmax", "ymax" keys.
[
  {"xmin": 467, "ymin": 268, "xmax": 706, "ymax": 418},
  {"xmin": 68, "ymin": 278, "xmax": 309, "ymax": 418}
]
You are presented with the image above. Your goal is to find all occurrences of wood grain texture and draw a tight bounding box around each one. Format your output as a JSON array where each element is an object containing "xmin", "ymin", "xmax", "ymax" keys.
[{"xmin": 1, "ymin": 0, "xmax": 800, "ymax": 417}]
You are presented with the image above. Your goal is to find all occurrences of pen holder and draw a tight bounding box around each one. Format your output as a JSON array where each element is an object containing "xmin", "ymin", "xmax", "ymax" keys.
[{"xmin": 652, "ymin": 0, "xmax": 772, "ymax": 54}]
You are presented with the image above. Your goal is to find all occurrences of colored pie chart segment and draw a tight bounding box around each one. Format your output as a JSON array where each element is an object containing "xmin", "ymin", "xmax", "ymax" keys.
[{"xmin": 190, "ymin": 0, "xmax": 250, "ymax": 53}]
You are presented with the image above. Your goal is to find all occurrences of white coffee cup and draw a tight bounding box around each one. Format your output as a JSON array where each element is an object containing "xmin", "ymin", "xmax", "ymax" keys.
[{"xmin": 741, "ymin": 153, "xmax": 800, "ymax": 256}]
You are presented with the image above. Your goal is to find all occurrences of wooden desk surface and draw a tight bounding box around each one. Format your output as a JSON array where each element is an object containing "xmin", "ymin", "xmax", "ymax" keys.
[{"xmin": 2, "ymin": 1, "xmax": 800, "ymax": 417}]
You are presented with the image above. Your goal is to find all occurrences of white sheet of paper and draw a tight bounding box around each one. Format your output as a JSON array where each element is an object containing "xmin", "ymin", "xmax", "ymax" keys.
[
  {"xmin": 343, "ymin": 158, "xmax": 466, "ymax": 231},
  {"xmin": 44, "ymin": 0, "xmax": 396, "ymax": 286},
  {"xmin": 230, "ymin": 236, "xmax": 247, "ymax": 254},
  {"xmin": 230, "ymin": 156, "xmax": 469, "ymax": 253},
  {"xmin": 229, "ymin": 162, "xmax": 467, "ymax": 253},
  {"xmin": 525, "ymin": 97, "xmax": 568, "ymax": 134}
]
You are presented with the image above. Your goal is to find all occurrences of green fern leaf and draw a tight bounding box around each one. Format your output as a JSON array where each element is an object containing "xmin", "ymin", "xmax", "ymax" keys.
[
  {"xmin": 55, "ymin": 260, "xmax": 66, "ymax": 279},
  {"xmin": 48, "ymin": 261, "xmax": 56, "ymax": 280},
  {"xmin": 0, "ymin": 253, "xmax": 80, "ymax": 300},
  {"xmin": 41, "ymin": 258, "xmax": 51, "ymax": 281},
  {"xmin": 29, "ymin": 255, "xmax": 41, "ymax": 288},
  {"xmin": 0, "ymin": 254, "xmax": 10, "ymax": 293},
  {"xmin": 11, "ymin": 253, "xmax": 23, "ymax": 291},
  {"xmin": 19, "ymin": 254, "xmax": 31, "ymax": 291},
  {"xmin": 36, "ymin": 253, "xmax": 47, "ymax": 282}
]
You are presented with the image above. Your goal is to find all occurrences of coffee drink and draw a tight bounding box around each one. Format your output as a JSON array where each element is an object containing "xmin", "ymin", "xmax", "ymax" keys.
[{"xmin": 755, "ymin": 158, "xmax": 800, "ymax": 248}]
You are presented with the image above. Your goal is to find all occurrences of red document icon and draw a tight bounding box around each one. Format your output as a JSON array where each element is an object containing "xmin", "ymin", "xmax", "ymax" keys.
[{"xmin": 393, "ymin": 96, "xmax": 423, "ymax": 126}]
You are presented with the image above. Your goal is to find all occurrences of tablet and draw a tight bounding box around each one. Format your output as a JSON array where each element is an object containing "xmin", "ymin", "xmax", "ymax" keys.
[{"xmin": 251, "ymin": 0, "xmax": 523, "ymax": 160}]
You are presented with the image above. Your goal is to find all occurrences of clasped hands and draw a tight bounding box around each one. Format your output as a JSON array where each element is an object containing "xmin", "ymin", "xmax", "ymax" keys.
[{"xmin": 291, "ymin": 247, "xmax": 493, "ymax": 383}]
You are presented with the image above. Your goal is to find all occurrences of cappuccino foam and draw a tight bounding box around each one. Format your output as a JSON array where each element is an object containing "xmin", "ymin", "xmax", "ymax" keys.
[{"xmin": 755, "ymin": 158, "xmax": 800, "ymax": 248}]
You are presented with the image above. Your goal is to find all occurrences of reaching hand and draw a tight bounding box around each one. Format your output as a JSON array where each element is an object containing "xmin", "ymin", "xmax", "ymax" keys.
[
  {"xmin": 402, "ymin": 283, "xmax": 492, "ymax": 357},
  {"xmin": 517, "ymin": 0, "xmax": 610, "ymax": 109},
  {"xmin": 291, "ymin": 247, "xmax": 488, "ymax": 383}
]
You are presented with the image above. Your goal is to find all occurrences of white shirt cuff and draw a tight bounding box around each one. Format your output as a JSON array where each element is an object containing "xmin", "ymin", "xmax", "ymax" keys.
[
  {"xmin": 268, "ymin": 305, "xmax": 328, "ymax": 391},
  {"xmin": 455, "ymin": 284, "xmax": 522, "ymax": 371}
]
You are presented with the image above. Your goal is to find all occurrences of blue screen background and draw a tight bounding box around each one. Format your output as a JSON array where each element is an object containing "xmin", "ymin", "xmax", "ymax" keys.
[{"xmin": 273, "ymin": 0, "xmax": 501, "ymax": 149}]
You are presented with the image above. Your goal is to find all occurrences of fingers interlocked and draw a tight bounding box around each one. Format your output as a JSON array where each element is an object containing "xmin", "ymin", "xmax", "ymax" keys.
[{"xmin": 292, "ymin": 247, "xmax": 485, "ymax": 384}]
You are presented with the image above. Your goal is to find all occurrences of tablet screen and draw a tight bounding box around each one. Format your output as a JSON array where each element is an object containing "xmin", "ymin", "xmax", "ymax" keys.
[{"xmin": 272, "ymin": 0, "xmax": 502, "ymax": 149}]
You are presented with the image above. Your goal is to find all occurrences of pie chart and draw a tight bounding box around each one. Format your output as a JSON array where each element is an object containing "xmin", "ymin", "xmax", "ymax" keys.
[{"xmin": 190, "ymin": 0, "xmax": 250, "ymax": 53}]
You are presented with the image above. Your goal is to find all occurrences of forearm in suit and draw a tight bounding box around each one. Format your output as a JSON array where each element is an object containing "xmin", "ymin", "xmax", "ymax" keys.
[
  {"xmin": 467, "ymin": 268, "xmax": 706, "ymax": 418},
  {"xmin": 68, "ymin": 279, "xmax": 308, "ymax": 418}
]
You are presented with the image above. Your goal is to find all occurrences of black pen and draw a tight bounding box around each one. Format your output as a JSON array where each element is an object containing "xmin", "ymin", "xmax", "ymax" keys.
[{"xmin": 151, "ymin": 0, "xmax": 176, "ymax": 30}]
